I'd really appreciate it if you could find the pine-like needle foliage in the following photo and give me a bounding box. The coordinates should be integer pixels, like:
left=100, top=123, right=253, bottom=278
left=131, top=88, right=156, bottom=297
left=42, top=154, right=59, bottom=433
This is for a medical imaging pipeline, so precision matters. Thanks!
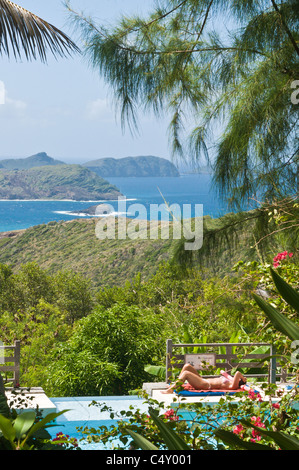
left=0, top=0, right=80, bottom=61
left=67, top=0, right=298, bottom=206
left=172, top=196, right=299, bottom=271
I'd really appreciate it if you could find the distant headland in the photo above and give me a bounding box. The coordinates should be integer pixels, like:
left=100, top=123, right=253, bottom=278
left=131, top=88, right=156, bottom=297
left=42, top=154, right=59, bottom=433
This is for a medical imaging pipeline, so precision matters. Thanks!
left=0, top=152, right=212, bottom=201
left=0, top=154, right=122, bottom=201
left=83, top=155, right=180, bottom=177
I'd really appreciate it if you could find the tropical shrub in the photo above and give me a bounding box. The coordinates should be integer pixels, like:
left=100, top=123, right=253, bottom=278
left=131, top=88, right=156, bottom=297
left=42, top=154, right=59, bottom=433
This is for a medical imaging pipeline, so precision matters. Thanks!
left=46, top=303, right=168, bottom=396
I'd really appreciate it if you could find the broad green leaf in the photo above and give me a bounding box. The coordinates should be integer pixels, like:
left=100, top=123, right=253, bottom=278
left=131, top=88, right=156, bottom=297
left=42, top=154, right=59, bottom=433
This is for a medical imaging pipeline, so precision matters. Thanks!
left=144, top=365, right=166, bottom=379
left=125, top=429, right=159, bottom=450
left=259, top=431, right=299, bottom=450
left=0, top=394, right=10, bottom=419
left=0, top=414, right=16, bottom=444
left=252, top=293, right=299, bottom=341
left=25, top=410, right=70, bottom=442
left=148, top=408, right=190, bottom=450
left=14, top=411, right=36, bottom=440
left=270, top=268, right=299, bottom=314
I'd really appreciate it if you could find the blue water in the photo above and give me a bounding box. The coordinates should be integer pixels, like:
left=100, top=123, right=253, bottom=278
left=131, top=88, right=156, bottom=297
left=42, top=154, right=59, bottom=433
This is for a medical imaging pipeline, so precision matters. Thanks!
left=48, top=395, right=149, bottom=450
left=0, top=175, right=231, bottom=232
left=48, top=395, right=226, bottom=450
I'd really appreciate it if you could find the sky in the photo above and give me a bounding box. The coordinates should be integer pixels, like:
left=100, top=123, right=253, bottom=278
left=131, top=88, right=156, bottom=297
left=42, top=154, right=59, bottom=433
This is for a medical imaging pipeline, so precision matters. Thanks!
left=0, top=0, right=172, bottom=164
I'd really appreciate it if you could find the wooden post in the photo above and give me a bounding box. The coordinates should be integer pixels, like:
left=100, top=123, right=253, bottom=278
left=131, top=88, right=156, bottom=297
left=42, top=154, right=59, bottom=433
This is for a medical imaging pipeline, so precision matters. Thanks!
left=226, top=345, right=233, bottom=371
left=166, top=339, right=173, bottom=382
left=269, top=344, right=276, bottom=384
left=0, top=373, right=5, bottom=396
left=14, top=340, right=20, bottom=387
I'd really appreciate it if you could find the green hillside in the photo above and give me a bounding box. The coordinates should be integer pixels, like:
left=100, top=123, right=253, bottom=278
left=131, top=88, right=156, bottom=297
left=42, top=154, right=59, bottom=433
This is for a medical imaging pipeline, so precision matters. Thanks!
left=0, top=218, right=173, bottom=287
left=0, top=209, right=278, bottom=288
left=0, top=164, right=122, bottom=200
left=84, top=155, right=180, bottom=177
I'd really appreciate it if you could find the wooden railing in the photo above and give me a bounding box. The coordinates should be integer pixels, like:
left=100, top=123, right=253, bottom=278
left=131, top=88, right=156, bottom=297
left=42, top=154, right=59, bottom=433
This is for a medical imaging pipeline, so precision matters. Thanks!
left=0, top=340, right=20, bottom=387
left=166, top=340, right=278, bottom=383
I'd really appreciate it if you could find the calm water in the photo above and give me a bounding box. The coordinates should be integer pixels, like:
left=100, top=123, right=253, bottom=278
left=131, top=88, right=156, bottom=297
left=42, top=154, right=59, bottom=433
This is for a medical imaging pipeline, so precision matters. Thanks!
left=0, top=175, right=230, bottom=232
left=49, top=395, right=149, bottom=450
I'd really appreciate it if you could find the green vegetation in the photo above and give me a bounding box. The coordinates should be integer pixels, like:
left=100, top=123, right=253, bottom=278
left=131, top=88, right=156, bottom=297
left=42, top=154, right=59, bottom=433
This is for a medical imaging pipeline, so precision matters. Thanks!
left=0, top=218, right=173, bottom=287
left=84, top=155, right=180, bottom=177
left=0, top=164, right=121, bottom=200
left=1, top=253, right=298, bottom=450
left=100, top=269, right=299, bottom=451
left=1, top=0, right=298, bottom=452
left=0, top=240, right=297, bottom=397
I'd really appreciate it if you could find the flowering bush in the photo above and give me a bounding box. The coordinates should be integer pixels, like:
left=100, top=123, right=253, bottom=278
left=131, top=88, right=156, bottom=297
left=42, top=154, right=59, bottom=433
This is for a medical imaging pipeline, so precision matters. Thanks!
left=164, top=408, right=179, bottom=422
left=273, top=251, right=293, bottom=268
left=51, top=432, right=80, bottom=450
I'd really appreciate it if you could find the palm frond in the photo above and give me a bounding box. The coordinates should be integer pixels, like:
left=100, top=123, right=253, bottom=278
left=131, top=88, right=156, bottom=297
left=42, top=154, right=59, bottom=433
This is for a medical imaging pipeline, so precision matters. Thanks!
left=0, top=0, right=80, bottom=61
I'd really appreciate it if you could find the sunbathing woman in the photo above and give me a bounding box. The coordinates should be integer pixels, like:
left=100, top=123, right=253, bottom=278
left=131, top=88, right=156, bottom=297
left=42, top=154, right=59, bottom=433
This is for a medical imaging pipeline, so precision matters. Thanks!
left=162, top=364, right=247, bottom=394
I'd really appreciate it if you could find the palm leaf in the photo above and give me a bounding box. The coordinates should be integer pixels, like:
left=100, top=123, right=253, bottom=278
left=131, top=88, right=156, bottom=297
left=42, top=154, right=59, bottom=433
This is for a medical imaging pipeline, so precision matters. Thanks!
left=0, top=0, right=80, bottom=61
left=252, top=293, right=299, bottom=341
left=125, top=429, right=159, bottom=450
left=270, top=267, right=299, bottom=314
left=147, top=408, right=190, bottom=450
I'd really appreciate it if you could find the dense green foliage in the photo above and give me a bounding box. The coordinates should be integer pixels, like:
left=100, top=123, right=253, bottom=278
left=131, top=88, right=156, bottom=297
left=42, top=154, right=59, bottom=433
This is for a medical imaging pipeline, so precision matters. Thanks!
left=0, top=164, right=121, bottom=200
left=84, top=155, right=180, bottom=177
left=0, top=244, right=297, bottom=396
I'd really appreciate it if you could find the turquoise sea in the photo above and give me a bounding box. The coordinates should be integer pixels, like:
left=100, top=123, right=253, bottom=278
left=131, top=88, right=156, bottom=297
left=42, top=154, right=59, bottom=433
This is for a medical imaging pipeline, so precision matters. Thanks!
left=0, top=174, right=232, bottom=233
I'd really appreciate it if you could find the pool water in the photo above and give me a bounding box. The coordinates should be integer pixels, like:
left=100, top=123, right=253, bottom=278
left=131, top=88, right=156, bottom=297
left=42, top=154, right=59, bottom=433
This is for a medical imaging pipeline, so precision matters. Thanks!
left=48, top=396, right=149, bottom=450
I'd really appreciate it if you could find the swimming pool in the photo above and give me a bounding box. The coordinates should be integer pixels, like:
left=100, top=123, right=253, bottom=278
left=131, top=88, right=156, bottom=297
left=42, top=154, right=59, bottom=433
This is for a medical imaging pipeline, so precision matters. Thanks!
left=48, top=396, right=149, bottom=450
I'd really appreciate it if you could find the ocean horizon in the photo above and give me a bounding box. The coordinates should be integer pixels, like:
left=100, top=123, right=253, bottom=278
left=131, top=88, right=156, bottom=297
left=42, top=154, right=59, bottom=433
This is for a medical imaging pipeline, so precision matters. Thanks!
left=0, top=174, right=237, bottom=233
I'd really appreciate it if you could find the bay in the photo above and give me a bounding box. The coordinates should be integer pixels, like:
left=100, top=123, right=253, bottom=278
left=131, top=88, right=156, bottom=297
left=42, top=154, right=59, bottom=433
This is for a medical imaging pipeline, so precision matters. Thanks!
left=0, top=174, right=230, bottom=233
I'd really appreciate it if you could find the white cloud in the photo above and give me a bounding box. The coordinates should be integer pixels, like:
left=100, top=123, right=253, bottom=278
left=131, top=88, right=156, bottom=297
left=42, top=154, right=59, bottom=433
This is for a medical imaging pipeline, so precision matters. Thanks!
left=85, top=98, right=114, bottom=121
left=0, top=81, right=27, bottom=118
left=0, top=81, right=5, bottom=105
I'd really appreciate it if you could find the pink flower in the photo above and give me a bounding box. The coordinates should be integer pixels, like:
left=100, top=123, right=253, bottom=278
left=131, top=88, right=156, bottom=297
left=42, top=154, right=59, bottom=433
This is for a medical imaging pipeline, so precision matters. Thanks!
left=273, top=250, right=294, bottom=267
left=164, top=408, right=179, bottom=422
left=251, top=429, right=262, bottom=440
left=52, top=432, right=78, bottom=448
left=247, top=389, right=262, bottom=402
left=164, top=409, right=175, bottom=418
left=233, top=424, right=244, bottom=437
left=251, top=416, right=265, bottom=428
left=272, top=402, right=280, bottom=409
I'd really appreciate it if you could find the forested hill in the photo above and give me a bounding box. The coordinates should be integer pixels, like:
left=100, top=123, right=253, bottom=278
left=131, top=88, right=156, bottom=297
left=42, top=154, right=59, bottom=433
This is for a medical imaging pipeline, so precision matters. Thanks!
left=83, top=155, right=180, bottom=177
left=0, top=210, right=271, bottom=288
left=0, top=218, right=173, bottom=287
left=0, top=164, right=122, bottom=200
